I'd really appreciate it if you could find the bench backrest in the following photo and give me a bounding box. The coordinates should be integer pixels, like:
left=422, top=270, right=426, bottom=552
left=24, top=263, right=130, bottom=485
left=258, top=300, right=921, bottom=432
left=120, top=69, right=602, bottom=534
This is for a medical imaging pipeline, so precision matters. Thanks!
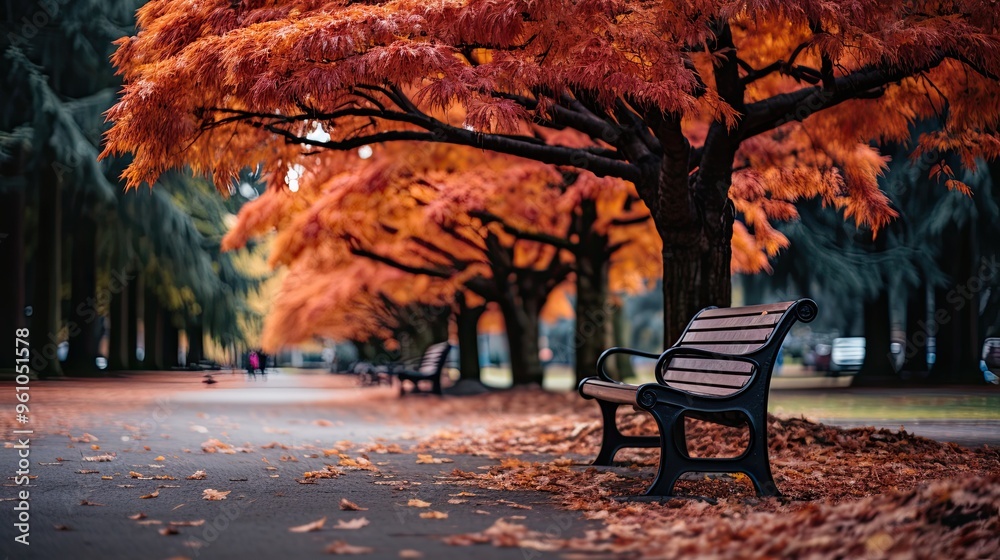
left=418, top=341, right=451, bottom=375
left=659, top=299, right=817, bottom=396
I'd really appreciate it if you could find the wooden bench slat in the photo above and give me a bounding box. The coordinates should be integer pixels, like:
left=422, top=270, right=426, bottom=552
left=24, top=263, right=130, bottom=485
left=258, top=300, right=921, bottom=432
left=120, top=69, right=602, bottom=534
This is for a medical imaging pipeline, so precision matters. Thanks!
left=669, top=357, right=755, bottom=373
left=689, top=314, right=782, bottom=330
left=696, top=302, right=793, bottom=318
left=676, top=342, right=765, bottom=354
left=663, top=381, right=741, bottom=396
left=662, top=370, right=750, bottom=388
left=680, top=327, right=774, bottom=343
left=579, top=380, right=639, bottom=405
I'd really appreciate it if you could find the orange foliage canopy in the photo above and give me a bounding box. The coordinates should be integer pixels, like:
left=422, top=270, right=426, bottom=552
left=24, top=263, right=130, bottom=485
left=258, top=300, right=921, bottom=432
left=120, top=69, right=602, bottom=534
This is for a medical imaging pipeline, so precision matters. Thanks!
left=225, top=142, right=662, bottom=349
left=106, top=0, right=1000, bottom=228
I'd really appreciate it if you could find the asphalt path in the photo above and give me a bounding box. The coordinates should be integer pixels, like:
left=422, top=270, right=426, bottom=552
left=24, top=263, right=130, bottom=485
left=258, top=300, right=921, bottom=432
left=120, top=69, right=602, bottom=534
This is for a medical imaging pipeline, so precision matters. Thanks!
left=1, top=370, right=997, bottom=560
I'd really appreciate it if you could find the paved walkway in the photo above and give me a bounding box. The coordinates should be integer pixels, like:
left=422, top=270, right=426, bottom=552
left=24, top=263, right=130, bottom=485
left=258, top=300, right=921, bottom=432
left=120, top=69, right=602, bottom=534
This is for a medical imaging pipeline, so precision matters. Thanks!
left=1, top=370, right=997, bottom=559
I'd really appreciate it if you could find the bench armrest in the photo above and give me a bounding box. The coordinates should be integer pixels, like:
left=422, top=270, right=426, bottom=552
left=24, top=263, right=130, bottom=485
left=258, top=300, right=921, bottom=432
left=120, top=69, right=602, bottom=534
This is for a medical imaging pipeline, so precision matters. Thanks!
left=653, top=346, right=760, bottom=387
left=595, top=347, right=662, bottom=383
left=635, top=381, right=756, bottom=411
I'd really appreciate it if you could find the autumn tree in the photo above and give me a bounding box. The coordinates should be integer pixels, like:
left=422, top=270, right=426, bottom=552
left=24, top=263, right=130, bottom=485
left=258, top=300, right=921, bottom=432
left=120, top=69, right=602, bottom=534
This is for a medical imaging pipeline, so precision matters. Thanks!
left=225, top=142, right=612, bottom=385
left=104, top=0, right=1000, bottom=345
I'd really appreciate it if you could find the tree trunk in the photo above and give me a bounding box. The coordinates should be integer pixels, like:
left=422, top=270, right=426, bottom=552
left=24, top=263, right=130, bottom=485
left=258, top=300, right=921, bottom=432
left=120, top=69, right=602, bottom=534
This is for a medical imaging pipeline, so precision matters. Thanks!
left=162, top=321, right=179, bottom=369
left=929, top=222, right=981, bottom=384
left=143, top=288, right=164, bottom=370
left=610, top=298, right=636, bottom=380
left=30, top=163, right=63, bottom=377
left=187, top=322, right=204, bottom=366
left=455, top=292, right=483, bottom=383
left=661, top=239, right=733, bottom=345
left=499, top=290, right=544, bottom=386
left=64, top=214, right=101, bottom=375
left=108, top=277, right=130, bottom=370
left=853, top=291, right=897, bottom=386
left=127, top=275, right=142, bottom=369
left=641, top=78, right=739, bottom=348
left=0, top=188, right=26, bottom=372
left=645, top=136, right=735, bottom=346
left=900, top=284, right=929, bottom=374
left=573, top=235, right=609, bottom=384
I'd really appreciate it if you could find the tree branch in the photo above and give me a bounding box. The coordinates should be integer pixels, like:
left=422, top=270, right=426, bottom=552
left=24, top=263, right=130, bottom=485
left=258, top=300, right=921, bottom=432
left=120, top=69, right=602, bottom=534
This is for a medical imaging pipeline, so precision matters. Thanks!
left=349, top=241, right=454, bottom=279
left=471, top=209, right=575, bottom=251
left=741, top=53, right=954, bottom=140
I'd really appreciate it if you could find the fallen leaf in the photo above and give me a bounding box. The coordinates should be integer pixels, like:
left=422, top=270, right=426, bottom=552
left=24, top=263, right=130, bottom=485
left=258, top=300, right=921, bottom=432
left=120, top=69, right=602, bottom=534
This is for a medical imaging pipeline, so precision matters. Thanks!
left=335, top=518, right=369, bottom=530
left=90, top=444, right=100, bottom=450
left=186, top=470, right=207, bottom=480
left=202, top=489, right=231, bottom=501
left=304, top=465, right=342, bottom=479
left=314, top=419, right=334, bottom=427
left=77, top=469, right=100, bottom=474
left=128, top=513, right=147, bottom=520
left=201, top=439, right=233, bottom=454
left=80, top=500, right=104, bottom=506
left=154, top=455, right=165, bottom=461
left=447, top=499, right=468, bottom=504
left=407, top=499, right=431, bottom=508
left=289, top=517, right=327, bottom=533
left=419, top=511, right=448, bottom=519
left=140, top=490, right=160, bottom=499
left=498, top=499, right=531, bottom=510
left=82, top=453, right=116, bottom=462
left=398, top=550, right=423, bottom=558
left=159, top=526, right=179, bottom=536
left=339, top=498, right=367, bottom=511
left=53, top=524, right=71, bottom=531
left=190, top=425, right=209, bottom=433
left=169, top=520, right=206, bottom=527
left=415, top=454, right=453, bottom=464
left=324, top=541, right=373, bottom=555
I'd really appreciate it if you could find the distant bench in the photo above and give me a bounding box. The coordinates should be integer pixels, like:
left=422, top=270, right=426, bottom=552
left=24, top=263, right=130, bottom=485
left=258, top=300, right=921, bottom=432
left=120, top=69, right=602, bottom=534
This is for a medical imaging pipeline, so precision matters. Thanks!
left=394, top=341, right=451, bottom=396
left=579, top=299, right=818, bottom=498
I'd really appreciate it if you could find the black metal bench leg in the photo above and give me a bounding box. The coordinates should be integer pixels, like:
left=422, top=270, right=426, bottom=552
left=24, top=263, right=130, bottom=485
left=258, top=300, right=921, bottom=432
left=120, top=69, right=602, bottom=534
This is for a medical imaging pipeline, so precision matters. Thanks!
left=645, top=406, right=687, bottom=497
left=671, top=413, right=688, bottom=458
left=432, top=374, right=442, bottom=395
left=593, top=401, right=625, bottom=465
left=743, top=417, right=780, bottom=497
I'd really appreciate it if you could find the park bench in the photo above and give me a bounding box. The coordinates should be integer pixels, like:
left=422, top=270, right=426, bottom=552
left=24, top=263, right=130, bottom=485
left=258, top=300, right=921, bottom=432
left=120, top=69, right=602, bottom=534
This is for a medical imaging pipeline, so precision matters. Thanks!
left=578, top=298, right=818, bottom=498
left=393, top=341, right=452, bottom=396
